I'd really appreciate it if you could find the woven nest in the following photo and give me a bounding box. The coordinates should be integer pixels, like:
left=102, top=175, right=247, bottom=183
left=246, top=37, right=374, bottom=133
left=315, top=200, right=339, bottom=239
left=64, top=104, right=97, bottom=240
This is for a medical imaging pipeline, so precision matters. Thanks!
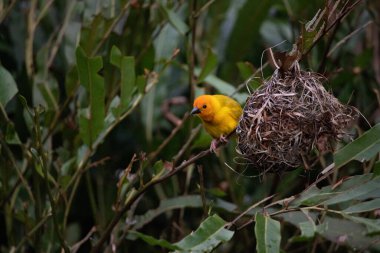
left=236, top=65, right=357, bottom=172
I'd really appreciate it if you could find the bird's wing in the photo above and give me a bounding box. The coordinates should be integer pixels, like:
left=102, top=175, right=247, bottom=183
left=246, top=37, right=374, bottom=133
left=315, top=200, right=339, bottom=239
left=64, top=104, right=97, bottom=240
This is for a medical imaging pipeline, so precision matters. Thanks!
left=221, top=96, right=243, bottom=121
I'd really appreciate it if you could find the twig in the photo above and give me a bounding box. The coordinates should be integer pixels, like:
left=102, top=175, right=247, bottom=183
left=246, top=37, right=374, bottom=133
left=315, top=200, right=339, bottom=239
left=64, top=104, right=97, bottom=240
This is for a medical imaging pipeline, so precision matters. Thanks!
left=173, top=125, right=202, bottom=165
left=92, top=2, right=130, bottom=56
left=14, top=213, right=52, bottom=251
left=231, top=61, right=269, bottom=95
left=161, top=96, right=188, bottom=126
left=188, top=0, right=198, bottom=103
left=71, top=227, right=97, bottom=253
left=194, top=0, right=215, bottom=18
left=0, top=133, right=35, bottom=204
left=327, top=20, right=373, bottom=58
left=147, top=113, right=190, bottom=163
left=90, top=135, right=230, bottom=252
left=198, top=165, right=208, bottom=217
left=302, top=0, right=364, bottom=57
left=226, top=194, right=276, bottom=230
left=318, top=23, right=340, bottom=73
left=0, top=0, right=17, bottom=24
left=63, top=77, right=158, bottom=231
left=33, top=108, right=70, bottom=252
left=47, top=0, right=76, bottom=68
left=25, top=0, right=37, bottom=77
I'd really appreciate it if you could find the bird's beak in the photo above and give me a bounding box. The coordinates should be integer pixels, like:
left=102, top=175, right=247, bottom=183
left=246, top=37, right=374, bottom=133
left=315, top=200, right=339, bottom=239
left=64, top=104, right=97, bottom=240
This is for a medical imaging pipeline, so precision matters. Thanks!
left=191, top=107, right=201, bottom=115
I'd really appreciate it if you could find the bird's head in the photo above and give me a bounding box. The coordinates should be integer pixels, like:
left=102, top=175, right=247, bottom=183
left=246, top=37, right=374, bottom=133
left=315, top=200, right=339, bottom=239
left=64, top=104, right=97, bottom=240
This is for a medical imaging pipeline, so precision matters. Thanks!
left=191, top=95, right=217, bottom=122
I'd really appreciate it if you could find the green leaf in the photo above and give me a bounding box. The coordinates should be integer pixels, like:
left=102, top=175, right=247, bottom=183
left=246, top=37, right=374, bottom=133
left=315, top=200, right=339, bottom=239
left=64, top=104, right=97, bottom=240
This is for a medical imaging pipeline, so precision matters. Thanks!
left=110, top=45, right=122, bottom=67
left=316, top=216, right=380, bottom=250
left=290, top=174, right=378, bottom=207
left=322, top=176, right=380, bottom=206
left=194, top=68, right=248, bottom=104
left=120, top=56, right=135, bottom=109
left=342, top=198, right=380, bottom=214
left=33, top=72, right=59, bottom=125
left=255, top=213, right=281, bottom=253
left=75, top=47, right=105, bottom=147
left=343, top=215, right=380, bottom=234
left=236, top=61, right=256, bottom=80
left=152, top=160, right=165, bottom=178
left=0, top=65, right=18, bottom=107
left=299, top=221, right=316, bottom=238
left=225, top=0, right=272, bottom=62
left=334, top=124, right=380, bottom=169
left=79, top=14, right=114, bottom=54
left=133, top=195, right=203, bottom=230
left=160, top=4, right=189, bottom=35
left=198, top=48, right=218, bottom=82
left=301, top=26, right=318, bottom=54
left=110, top=46, right=136, bottom=111
left=136, top=75, right=146, bottom=94
left=129, top=231, right=180, bottom=251
left=374, top=161, right=380, bottom=176
left=65, top=67, right=79, bottom=96
left=5, top=122, right=21, bottom=145
left=30, top=148, right=56, bottom=183
left=174, top=214, right=234, bottom=252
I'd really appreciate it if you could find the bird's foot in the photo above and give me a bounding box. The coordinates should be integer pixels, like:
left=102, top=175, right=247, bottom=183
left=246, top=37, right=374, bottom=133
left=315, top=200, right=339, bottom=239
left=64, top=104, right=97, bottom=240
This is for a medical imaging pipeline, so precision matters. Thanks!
left=219, top=134, right=228, bottom=143
left=210, top=139, right=219, bottom=153
left=209, top=135, right=229, bottom=153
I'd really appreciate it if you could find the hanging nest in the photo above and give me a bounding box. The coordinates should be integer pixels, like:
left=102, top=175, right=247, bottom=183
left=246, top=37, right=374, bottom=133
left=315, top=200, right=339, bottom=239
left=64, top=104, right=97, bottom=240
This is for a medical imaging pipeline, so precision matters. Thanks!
left=236, top=63, right=358, bottom=172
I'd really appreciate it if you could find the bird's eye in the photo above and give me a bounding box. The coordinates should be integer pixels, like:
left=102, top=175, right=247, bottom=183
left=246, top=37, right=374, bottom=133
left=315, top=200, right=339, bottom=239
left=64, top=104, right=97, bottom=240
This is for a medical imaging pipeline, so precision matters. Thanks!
left=202, top=105, right=207, bottom=109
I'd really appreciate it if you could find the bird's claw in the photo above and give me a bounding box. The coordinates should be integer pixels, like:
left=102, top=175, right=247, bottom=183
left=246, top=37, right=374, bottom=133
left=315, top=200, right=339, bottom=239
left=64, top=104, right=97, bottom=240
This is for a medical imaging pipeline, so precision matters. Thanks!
left=210, top=139, right=218, bottom=153
left=219, top=135, right=228, bottom=143
left=209, top=135, right=229, bottom=153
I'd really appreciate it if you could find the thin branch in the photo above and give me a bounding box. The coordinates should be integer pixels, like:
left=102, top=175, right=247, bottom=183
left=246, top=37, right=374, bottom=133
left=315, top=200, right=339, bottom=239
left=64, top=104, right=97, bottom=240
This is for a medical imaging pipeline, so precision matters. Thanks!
left=302, top=0, right=364, bottom=57
left=173, top=125, right=201, bottom=165
left=198, top=165, right=208, bottom=218
left=92, top=2, right=130, bottom=56
left=226, top=194, right=275, bottom=230
left=33, top=109, right=70, bottom=252
left=188, top=0, right=198, bottom=103
left=14, top=213, right=52, bottom=251
left=25, top=0, right=37, bottom=77
left=147, top=112, right=190, bottom=163
left=47, top=0, right=76, bottom=68
left=194, top=0, right=215, bottom=18
left=71, top=227, right=97, bottom=253
left=0, top=0, right=17, bottom=24
left=0, top=133, right=35, bottom=204
left=327, top=20, right=373, bottom=58
left=90, top=135, right=231, bottom=252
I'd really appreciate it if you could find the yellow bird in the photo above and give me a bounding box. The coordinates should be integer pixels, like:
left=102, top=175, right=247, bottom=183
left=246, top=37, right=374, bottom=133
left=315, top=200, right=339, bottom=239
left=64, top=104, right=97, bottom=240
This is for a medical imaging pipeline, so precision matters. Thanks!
left=191, top=94, right=243, bottom=151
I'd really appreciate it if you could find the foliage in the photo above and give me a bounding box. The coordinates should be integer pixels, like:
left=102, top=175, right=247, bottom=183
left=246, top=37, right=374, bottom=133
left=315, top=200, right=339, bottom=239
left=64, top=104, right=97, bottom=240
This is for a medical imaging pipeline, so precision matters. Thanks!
left=0, top=0, right=379, bottom=252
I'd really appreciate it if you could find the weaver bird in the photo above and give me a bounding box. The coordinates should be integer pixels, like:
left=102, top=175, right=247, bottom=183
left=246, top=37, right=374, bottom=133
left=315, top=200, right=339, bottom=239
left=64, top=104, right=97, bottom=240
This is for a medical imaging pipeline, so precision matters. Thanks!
left=191, top=94, right=243, bottom=152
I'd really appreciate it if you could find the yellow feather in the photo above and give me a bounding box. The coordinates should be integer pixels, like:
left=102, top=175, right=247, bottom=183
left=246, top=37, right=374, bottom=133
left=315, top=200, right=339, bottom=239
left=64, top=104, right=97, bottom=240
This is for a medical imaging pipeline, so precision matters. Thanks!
left=192, top=95, right=243, bottom=138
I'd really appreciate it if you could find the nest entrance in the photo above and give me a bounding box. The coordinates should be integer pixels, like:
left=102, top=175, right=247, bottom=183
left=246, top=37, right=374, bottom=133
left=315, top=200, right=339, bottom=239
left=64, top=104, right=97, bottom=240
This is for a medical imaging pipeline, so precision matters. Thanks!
left=236, top=66, right=357, bottom=172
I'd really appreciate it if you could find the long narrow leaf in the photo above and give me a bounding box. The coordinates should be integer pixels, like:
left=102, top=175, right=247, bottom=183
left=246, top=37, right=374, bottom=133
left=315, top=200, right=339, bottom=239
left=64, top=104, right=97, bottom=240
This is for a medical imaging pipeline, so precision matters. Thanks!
left=322, top=176, right=380, bottom=205
left=120, top=56, right=135, bottom=109
left=130, top=231, right=180, bottom=251
left=76, top=47, right=105, bottom=147
left=110, top=46, right=136, bottom=110
left=343, top=199, right=380, bottom=214
left=255, top=213, right=281, bottom=253
left=0, top=65, right=18, bottom=107
left=334, top=124, right=380, bottom=169
left=160, top=4, right=189, bottom=35
left=198, top=48, right=218, bottom=82
left=173, top=214, right=234, bottom=252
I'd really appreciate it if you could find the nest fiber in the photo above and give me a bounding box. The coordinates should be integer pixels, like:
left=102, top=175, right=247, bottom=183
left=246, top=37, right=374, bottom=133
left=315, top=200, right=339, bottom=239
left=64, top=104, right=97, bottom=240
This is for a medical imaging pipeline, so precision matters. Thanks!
left=236, top=67, right=357, bottom=171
